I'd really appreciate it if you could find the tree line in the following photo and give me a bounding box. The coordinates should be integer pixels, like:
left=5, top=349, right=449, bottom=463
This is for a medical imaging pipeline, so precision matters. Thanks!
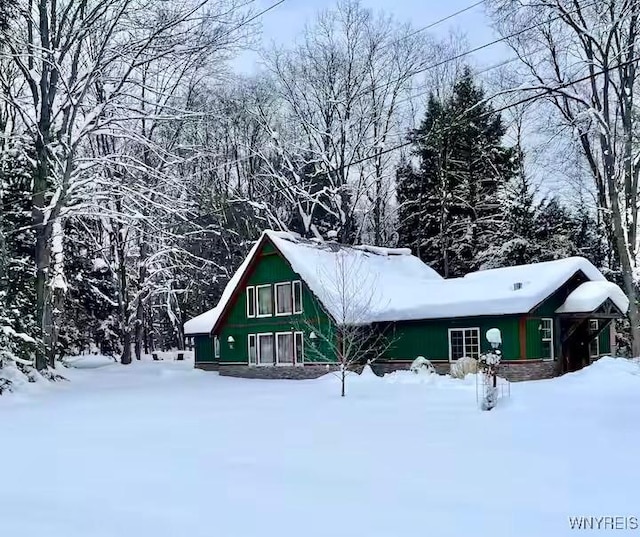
left=0, top=0, right=638, bottom=382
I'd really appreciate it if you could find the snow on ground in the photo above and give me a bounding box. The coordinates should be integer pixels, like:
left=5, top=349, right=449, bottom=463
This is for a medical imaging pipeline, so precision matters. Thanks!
left=1, top=357, right=639, bottom=537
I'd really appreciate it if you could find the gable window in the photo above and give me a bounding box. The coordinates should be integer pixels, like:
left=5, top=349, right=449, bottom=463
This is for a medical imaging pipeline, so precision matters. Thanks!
left=276, top=332, right=295, bottom=365
left=256, top=284, right=273, bottom=317
left=589, top=319, right=600, bottom=358
left=246, top=286, right=256, bottom=318
left=293, top=281, right=303, bottom=314
left=248, top=334, right=257, bottom=365
left=540, top=318, right=554, bottom=360
left=257, top=333, right=274, bottom=365
left=214, top=336, right=220, bottom=359
left=448, top=328, right=480, bottom=361
left=275, top=282, right=293, bottom=316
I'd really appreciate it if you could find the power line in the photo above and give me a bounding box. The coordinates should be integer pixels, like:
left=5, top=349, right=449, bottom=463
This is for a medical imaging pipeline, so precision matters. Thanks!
left=390, top=0, right=487, bottom=45
left=245, top=54, right=640, bottom=202
left=350, top=0, right=598, bottom=103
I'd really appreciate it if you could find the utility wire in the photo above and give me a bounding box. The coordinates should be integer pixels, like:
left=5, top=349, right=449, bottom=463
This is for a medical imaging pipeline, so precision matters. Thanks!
left=244, top=54, right=640, bottom=202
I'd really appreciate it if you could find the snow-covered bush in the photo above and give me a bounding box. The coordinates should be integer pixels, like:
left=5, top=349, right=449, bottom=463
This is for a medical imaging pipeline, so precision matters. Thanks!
left=450, top=356, right=477, bottom=379
left=410, top=356, right=436, bottom=375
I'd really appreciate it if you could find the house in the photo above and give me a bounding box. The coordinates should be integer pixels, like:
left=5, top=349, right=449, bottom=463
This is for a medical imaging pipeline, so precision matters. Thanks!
left=184, top=230, right=629, bottom=381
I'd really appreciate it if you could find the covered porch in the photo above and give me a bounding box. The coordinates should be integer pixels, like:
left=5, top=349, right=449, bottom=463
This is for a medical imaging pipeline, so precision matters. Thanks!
left=554, top=281, right=629, bottom=374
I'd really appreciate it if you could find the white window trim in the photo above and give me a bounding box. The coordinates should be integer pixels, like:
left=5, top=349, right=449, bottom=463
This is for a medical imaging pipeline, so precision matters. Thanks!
left=246, top=286, right=256, bottom=318
left=256, top=284, right=273, bottom=318
left=248, top=334, right=257, bottom=365
left=214, top=336, right=220, bottom=359
left=293, top=281, right=303, bottom=314
left=589, top=319, right=600, bottom=358
left=541, top=318, right=554, bottom=361
left=256, top=332, right=275, bottom=366
left=275, top=332, right=296, bottom=366
left=274, top=282, right=293, bottom=317
left=294, top=331, right=304, bottom=366
left=448, top=327, right=481, bottom=362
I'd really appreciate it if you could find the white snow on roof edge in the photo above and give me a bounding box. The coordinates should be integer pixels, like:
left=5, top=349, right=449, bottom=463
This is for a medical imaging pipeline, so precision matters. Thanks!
left=556, top=281, right=629, bottom=314
left=183, top=236, right=265, bottom=335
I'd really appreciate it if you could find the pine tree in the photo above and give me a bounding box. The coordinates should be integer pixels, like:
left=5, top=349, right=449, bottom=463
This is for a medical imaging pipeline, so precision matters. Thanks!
left=397, top=68, right=516, bottom=277
left=0, top=143, right=38, bottom=372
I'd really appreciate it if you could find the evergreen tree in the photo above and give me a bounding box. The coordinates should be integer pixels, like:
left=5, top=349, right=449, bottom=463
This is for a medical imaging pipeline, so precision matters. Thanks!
left=397, top=68, right=516, bottom=277
left=57, top=219, right=120, bottom=356
left=0, top=143, right=37, bottom=369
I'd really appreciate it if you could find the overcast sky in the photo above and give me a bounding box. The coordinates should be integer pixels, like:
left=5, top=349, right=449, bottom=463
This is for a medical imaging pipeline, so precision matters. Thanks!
left=234, top=0, right=510, bottom=74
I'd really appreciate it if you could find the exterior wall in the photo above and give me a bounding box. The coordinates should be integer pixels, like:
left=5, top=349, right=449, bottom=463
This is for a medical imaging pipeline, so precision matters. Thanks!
left=215, top=241, right=337, bottom=366
left=383, top=316, right=521, bottom=362
left=193, top=335, right=216, bottom=366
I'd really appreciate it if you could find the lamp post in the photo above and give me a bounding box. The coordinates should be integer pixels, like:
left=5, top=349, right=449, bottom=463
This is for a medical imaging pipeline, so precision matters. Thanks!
left=479, top=328, right=502, bottom=410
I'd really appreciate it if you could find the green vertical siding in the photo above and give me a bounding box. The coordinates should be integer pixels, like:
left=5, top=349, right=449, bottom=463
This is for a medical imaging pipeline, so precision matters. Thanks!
left=385, top=316, right=521, bottom=362
left=194, top=335, right=215, bottom=364
left=215, top=242, right=337, bottom=364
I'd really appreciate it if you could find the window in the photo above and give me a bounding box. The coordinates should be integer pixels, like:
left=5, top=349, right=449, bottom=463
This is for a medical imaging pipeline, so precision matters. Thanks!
left=293, top=281, right=303, bottom=314
left=248, top=334, right=257, bottom=365
left=258, top=333, right=274, bottom=365
left=246, top=287, right=256, bottom=318
left=541, top=318, right=554, bottom=360
left=256, top=284, right=273, bottom=317
left=214, top=336, right=220, bottom=359
left=294, top=331, right=304, bottom=364
left=276, top=332, right=295, bottom=365
left=448, top=328, right=480, bottom=361
left=275, top=282, right=293, bottom=316
left=589, top=320, right=600, bottom=358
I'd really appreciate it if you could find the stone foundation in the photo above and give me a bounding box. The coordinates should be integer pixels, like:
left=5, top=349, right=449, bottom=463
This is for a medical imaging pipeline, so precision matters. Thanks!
left=497, top=360, right=560, bottom=381
left=207, top=359, right=560, bottom=381
left=218, top=364, right=339, bottom=379
left=371, top=361, right=450, bottom=376
left=195, top=362, right=219, bottom=372
left=372, top=359, right=560, bottom=382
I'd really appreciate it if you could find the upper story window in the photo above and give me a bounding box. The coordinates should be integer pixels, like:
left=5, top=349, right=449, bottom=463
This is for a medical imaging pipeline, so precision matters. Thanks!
left=256, top=284, right=273, bottom=317
left=245, top=281, right=303, bottom=319
left=246, top=287, right=256, bottom=318
left=293, top=281, right=303, bottom=313
left=275, top=282, right=293, bottom=316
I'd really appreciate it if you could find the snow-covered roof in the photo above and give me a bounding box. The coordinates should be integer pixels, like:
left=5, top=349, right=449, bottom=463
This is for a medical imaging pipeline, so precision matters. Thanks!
left=183, top=237, right=264, bottom=335
left=556, top=281, right=629, bottom=314
left=184, top=231, right=628, bottom=333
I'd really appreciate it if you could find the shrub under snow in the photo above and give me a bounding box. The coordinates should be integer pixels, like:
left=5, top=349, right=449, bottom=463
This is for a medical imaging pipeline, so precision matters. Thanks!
left=410, top=356, right=436, bottom=375
left=450, top=357, right=478, bottom=379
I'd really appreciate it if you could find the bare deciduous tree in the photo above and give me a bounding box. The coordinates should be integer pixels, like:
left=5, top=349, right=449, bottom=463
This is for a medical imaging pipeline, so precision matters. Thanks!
left=490, top=0, right=640, bottom=354
left=301, top=249, right=394, bottom=397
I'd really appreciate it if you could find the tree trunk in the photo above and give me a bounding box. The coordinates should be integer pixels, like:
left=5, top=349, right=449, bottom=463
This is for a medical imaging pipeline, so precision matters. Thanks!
left=33, top=152, right=50, bottom=371
left=121, top=330, right=132, bottom=365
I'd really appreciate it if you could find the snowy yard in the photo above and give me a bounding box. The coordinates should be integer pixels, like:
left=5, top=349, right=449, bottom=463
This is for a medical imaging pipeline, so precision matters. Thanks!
left=1, top=358, right=639, bottom=537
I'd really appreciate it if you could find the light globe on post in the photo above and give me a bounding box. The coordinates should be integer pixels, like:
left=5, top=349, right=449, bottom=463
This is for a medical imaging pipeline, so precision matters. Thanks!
left=486, top=328, right=502, bottom=350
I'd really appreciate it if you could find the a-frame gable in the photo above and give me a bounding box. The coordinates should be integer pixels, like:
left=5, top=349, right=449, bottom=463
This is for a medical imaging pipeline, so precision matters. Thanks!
left=210, top=234, right=336, bottom=335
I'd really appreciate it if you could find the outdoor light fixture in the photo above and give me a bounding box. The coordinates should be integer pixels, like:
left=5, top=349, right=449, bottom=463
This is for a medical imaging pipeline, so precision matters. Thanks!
left=309, top=331, right=317, bottom=344
left=227, top=335, right=235, bottom=349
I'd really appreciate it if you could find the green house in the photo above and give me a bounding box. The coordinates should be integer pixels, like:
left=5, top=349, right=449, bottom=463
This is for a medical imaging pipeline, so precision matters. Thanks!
left=184, top=231, right=629, bottom=381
